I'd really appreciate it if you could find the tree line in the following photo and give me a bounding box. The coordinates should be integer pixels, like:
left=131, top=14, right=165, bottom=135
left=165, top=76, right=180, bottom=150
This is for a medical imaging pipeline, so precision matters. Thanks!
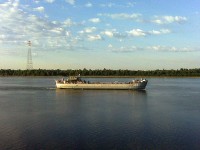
left=0, top=68, right=200, bottom=77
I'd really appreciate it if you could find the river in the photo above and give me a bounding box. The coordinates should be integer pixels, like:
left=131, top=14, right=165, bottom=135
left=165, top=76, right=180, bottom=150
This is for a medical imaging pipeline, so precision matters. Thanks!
left=0, top=77, right=200, bottom=150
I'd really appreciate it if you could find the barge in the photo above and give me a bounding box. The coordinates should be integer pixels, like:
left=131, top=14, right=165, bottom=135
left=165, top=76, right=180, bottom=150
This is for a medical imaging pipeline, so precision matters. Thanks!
left=55, top=76, right=148, bottom=90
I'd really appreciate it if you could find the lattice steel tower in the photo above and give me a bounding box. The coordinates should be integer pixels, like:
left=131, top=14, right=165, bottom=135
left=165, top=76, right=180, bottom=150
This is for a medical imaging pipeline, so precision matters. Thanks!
left=27, top=41, right=33, bottom=70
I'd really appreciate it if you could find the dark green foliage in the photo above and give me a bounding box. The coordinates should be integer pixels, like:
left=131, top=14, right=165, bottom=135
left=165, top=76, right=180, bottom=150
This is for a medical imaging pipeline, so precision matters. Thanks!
left=0, top=68, right=200, bottom=76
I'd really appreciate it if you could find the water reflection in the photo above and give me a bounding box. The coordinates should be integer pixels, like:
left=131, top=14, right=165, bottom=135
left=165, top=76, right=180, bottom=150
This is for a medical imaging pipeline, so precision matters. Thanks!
left=55, top=88, right=147, bottom=96
left=54, top=89, right=149, bottom=149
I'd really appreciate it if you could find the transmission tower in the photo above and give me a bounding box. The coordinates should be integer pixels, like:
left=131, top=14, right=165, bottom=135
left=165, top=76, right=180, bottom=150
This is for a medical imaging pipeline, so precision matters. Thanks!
left=26, top=41, right=33, bottom=70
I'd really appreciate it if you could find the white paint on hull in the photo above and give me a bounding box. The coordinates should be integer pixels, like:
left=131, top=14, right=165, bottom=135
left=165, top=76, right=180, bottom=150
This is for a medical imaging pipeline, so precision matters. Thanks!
left=56, top=81, right=147, bottom=90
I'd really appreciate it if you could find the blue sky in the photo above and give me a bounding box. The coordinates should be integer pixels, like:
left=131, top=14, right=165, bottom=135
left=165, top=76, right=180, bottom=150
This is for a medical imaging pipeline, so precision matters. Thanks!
left=0, top=0, right=200, bottom=70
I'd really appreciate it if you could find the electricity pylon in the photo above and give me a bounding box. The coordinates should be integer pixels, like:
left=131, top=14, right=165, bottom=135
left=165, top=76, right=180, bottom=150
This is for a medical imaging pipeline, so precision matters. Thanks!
left=26, top=41, right=33, bottom=70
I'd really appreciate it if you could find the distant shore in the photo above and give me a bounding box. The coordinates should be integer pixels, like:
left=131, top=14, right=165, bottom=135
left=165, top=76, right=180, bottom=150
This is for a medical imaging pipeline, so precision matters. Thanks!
left=1, top=68, right=200, bottom=77
left=1, top=75, right=200, bottom=78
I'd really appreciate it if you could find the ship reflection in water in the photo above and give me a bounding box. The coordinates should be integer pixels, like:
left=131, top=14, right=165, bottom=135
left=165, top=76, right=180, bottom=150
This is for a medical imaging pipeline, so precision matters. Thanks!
left=0, top=77, right=200, bottom=150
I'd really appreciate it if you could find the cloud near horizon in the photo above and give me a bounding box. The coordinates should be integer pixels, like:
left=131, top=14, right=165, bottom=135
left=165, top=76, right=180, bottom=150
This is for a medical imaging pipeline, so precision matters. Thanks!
left=0, top=0, right=196, bottom=56
left=110, top=45, right=199, bottom=53
left=152, top=16, right=187, bottom=24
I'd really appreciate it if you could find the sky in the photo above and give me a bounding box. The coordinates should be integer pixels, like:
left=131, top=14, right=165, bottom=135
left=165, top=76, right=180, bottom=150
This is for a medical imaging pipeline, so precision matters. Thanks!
left=0, top=0, right=200, bottom=70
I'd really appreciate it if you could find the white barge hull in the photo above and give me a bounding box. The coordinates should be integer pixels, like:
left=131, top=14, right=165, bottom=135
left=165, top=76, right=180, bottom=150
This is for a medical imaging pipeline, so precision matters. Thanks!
left=56, top=82, right=147, bottom=90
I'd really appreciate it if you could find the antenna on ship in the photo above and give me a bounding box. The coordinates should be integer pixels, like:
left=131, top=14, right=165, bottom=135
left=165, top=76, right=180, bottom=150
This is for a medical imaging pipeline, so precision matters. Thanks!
left=26, top=40, right=33, bottom=70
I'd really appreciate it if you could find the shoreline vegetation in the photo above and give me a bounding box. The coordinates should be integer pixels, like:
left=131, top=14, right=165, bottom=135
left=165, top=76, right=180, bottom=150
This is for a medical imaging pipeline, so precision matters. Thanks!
left=0, top=68, right=200, bottom=77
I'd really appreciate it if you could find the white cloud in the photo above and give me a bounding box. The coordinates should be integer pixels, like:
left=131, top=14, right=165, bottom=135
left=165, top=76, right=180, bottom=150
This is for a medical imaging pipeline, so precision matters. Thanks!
left=0, top=0, right=80, bottom=53
left=110, top=45, right=197, bottom=53
left=152, top=16, right=187, bottom=24
left=89, top=18, right=101, bottom=23
left=79, top=27, right=96, bottom=34
left=147, top=45, right=195, bottom=52
left=149, top=30, right=160, bottom=35
left=100, top=3, right=115, bottom=8
left=65, top=0, right=76, bottom=5
left=126, top=2, right=136, bottom=7
left=101, top=29, right=127, bottom=39
left=85, top=2, right=93, bottom=7
left=65, top=31, right=71, bottom=37
left=110, top=46, right=140, bottom=53
left=44, top=0, right=55, bottom=3
left=13, top=0, right=19, bottom=7
left=87, top=35, right=102, bottom=41
left=108, top=44, right=113, bottom=48
left=127, top=29, right=171, bottom=36
left=127, top=29, right=146, bottom=37
left=63, top=18, right=75, bottom=27
left=102, top=28, right=170, bottom=39
left=102, top=30, right=114, bottom=37
left=0, top=0, right=194, bottom=58
left=99, top=13, right=187, bottom=25
left=50, top=27, right=64, bottom=34
left=100, top=2, right=135, bottom=8
left=33, top=6, right=45, bottom=13
left=160, top=29, right=171, bottom=34
left=149, top=29, right=171, bottom=35
left=85, top=27, right=96, bottom=33
left=34, top=1, right=40, bottom=4
left=98, top=13, right=141, bottom=20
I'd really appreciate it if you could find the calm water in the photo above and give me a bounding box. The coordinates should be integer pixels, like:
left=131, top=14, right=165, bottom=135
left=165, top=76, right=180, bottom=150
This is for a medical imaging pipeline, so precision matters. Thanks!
left=0, top=77, right=200, bottom=150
